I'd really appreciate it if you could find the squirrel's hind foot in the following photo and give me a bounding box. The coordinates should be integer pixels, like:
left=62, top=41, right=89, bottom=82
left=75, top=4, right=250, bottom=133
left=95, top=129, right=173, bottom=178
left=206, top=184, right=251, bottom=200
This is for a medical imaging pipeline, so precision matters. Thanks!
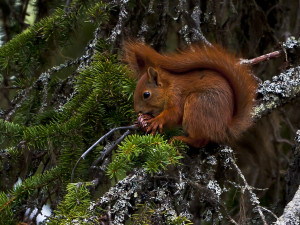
left=169, top=136, right=208, bottom=148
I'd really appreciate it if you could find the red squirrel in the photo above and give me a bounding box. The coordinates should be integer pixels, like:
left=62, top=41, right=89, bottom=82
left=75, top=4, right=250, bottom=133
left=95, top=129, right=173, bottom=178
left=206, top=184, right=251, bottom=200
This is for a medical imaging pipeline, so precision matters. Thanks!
left=124, top=42, right=258, bottom=148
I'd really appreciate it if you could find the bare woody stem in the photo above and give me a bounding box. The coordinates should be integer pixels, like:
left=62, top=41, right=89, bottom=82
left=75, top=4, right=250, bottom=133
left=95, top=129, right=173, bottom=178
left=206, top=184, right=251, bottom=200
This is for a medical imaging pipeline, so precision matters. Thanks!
left=71, top=125, right=138, bottom=182
left=240, top=50, right=283, bottom=65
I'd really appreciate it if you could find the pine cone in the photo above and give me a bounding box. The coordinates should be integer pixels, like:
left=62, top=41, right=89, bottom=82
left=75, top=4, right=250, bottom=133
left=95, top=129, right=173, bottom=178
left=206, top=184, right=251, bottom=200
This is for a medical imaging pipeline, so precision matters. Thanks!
left=136, top=113, right=154, bottom=132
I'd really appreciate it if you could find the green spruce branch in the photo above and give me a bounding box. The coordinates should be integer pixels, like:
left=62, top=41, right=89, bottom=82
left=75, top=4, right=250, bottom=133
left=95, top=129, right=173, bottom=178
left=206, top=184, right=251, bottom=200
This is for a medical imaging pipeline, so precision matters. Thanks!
left=0, top=167, right=61, bottom=222
left=107, top=134, right=187, bottom=178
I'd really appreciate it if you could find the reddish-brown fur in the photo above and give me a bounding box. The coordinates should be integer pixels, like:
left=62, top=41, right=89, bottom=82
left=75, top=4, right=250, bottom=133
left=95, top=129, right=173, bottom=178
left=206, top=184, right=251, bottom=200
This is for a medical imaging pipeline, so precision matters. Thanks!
left=124, top=42, right=258, bottom=148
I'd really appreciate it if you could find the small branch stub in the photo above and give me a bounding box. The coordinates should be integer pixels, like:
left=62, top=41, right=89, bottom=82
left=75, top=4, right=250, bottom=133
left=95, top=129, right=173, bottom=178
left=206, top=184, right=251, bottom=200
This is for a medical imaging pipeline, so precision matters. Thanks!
left=71, top=113, right=153, bottom=182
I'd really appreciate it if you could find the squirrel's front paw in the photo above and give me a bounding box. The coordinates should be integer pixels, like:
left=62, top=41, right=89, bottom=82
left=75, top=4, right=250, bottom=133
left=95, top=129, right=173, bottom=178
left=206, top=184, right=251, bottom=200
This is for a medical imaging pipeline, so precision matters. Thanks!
left=146, top=117, right=164, bottom=134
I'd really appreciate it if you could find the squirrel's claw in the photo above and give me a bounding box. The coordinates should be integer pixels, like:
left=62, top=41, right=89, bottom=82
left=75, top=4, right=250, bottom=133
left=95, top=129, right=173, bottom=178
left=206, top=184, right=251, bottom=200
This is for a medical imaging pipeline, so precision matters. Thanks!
left=146, top=117, right=164, bottom=134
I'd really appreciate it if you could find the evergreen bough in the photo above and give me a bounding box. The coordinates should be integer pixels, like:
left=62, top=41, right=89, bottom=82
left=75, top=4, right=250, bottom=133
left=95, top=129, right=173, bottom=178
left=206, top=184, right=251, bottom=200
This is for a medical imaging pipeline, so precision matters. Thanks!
left=107, top=134, right=186, bottom=178
left=0, top=1, right=188, bottom=223
left=47, top=182, right=95, bottom=225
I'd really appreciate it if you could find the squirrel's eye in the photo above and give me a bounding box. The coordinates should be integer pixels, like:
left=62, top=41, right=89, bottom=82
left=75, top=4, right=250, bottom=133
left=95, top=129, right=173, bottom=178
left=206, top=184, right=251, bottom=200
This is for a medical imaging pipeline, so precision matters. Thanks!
left=143, top=91, right=150, bottom=99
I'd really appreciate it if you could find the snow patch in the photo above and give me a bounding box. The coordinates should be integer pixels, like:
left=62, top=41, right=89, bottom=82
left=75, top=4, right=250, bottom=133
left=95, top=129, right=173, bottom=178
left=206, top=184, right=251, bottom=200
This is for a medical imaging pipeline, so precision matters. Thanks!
left=13, top=177, right=22, bottom=189
left=36, top=204, right=52, bottom=224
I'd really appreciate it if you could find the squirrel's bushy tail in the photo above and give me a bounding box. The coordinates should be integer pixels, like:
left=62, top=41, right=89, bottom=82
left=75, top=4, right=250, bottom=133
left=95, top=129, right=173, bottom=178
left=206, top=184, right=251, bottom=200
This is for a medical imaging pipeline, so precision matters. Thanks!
left=124, top=42, right=258, bottom=140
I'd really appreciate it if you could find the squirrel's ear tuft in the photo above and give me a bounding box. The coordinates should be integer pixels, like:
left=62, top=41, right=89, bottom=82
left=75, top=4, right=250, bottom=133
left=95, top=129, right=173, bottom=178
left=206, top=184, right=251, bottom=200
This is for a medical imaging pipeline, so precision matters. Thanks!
left=135, top=53, right=146, bottom=73
left=122, top=41, right=159, bottom=79
left=122, top=42, right=147, bottom=77
left=147, top=67, right=160, bottom=86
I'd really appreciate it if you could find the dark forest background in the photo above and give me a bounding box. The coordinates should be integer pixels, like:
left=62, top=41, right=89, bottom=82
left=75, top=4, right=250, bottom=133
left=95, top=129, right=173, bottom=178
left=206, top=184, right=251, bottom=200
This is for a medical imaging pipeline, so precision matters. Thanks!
left=0, top=0, right=299, bottom=224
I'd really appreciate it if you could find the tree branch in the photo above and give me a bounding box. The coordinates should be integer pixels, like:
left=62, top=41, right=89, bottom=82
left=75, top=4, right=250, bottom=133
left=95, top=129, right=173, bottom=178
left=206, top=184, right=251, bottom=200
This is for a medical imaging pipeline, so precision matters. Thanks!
left=240, top=50, right=283, bottom=65
left=275, top=185, right=300, bottom=224
left=71, top=125, right=137, bottom=182
left=3, top=57, right=81, bottom=121
left=252, top=66, right=300, bottom=120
